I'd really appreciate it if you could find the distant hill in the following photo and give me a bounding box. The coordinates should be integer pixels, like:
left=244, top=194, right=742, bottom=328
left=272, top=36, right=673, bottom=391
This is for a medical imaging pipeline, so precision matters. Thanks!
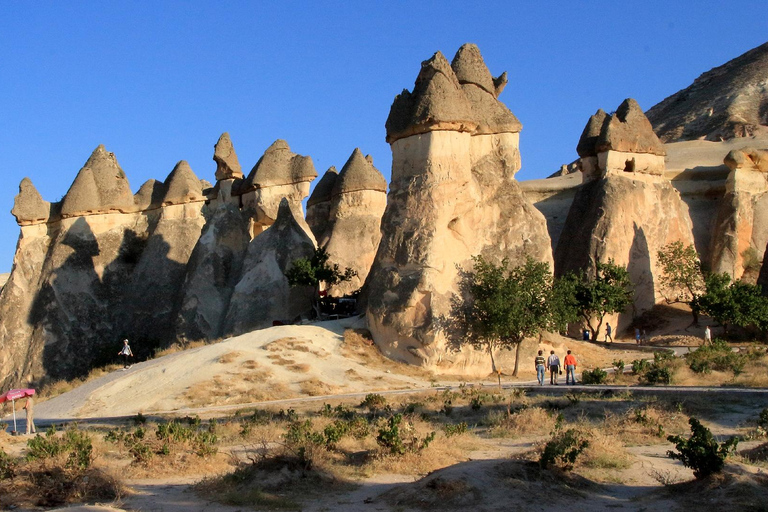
left=647, top=41, right=768, bottom=142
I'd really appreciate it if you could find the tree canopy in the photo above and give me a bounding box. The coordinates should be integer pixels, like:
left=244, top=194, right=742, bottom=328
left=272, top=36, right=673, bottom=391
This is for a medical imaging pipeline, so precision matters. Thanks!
left=568, top=259, right=633, bottom=341
left=284, top=247, right=357, bottom=317
left=657, top=241, right=705, bottom=325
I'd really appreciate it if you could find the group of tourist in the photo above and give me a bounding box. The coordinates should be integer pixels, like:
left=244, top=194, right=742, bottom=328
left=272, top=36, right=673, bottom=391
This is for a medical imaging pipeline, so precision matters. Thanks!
left=534, top=349, right=578, bottom=385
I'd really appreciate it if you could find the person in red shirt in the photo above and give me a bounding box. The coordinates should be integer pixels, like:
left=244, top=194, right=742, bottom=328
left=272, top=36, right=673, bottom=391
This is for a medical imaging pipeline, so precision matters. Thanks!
left=564, top=350, right=577, bottom=385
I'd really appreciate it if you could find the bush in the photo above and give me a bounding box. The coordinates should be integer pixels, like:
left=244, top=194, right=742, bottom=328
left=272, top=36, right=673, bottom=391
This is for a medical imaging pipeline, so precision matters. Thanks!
left=759, top=408, right=768, bottom=432
left=26, top=426, right=93, bottom=470
left=644, top=366, right=672, bottom=385
left=613, top=359, right=625, bottom=373
left=581, top=368, right=608, bottom=385
left=686, top=339, right=745, bottom=375
left=443, top=422, right=468, bottom=437
left=667, top=417, right=738, bottom=479
left=0, top=449, right=16, bottom=480
left=539, top=428, right=590, bottom=470
left=632, top=359, right=651, bottom=375
left=361, top=393, right=387, bottom=411
left=283, top=420, right=324, bottom=469
left=376, top=414, right=435, bottom=455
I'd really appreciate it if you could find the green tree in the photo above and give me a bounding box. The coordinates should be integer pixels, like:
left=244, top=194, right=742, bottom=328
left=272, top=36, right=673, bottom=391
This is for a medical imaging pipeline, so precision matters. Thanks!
left=284, top=247, right=357, bottom=317
left=699, top=272, right=768, bottom=334
left=447, top=256, right=552, bottom=384
left=548, top=273, right=580, bottom=334
left=657, top=241, right=706, bottom=326
left=571, top=259, right=633, bottom=342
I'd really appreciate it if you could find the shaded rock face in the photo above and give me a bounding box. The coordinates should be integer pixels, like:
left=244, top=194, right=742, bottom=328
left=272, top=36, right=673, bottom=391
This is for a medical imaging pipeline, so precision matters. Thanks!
left=366, top=44, right=552, bottom=371
left=710, top=146, right=768, bottom=281
left=554, top=175, right=695, bottom=330
left=317, top=150, right=387, bottom=296
left=223, top=199, right=315, bottom=335
left=306, top=166, right=338, bottom=240
left=647, top=41, right=768, bottom=143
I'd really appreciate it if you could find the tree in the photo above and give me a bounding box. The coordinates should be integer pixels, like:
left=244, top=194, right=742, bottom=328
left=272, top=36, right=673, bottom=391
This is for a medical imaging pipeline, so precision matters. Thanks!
left=699, top=272, right=768, bottom=334
left=570, top=259, right=633, bottom=341
left=548, top=273, right=580, bottom=334
left=657, top=241, right=705, bottom=326
left=447, top=256, right=552, bottom=384
left=284, top=247, right=357, bottom=317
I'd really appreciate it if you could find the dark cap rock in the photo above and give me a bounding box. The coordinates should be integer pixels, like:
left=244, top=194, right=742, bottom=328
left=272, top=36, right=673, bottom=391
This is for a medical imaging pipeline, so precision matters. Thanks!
left=577, top=109, right=609, bottom=158
left=162, top=161, right=205, bottom=205
left=60, top=145, right=135, bottom=217
left=244, top=140, right=317, bottom=190
left=213, top=132, right=243, bottom=181
left=596, top=99, right=666, bottom=156
left=134, top=179, right=167, bottom=210
left=333, top=148, right=387, bottom=196
left=307, top=167, right=339, bottom=207
left=451, top=43, right=496, bottom=95
left=12, top=177, right=51, bottom=224
left=724, top=146, right=768, bottom=172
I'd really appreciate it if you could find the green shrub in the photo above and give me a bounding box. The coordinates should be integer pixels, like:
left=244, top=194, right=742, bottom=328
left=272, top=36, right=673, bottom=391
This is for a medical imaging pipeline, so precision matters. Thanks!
left=376, top=414, right=435, bottom=455
left=632, top=359, right=651, bottom=374
left=470, top=396, right=484, bottom=411
left=581, top=368, right=608, bottom=385
left=759, top=408, right=768, bottom=432
left=0, top=449, right=16, bottom=480
left=686, top=339, right=745, bottom=375
left=443, top=422, right=468, bottom=437
left=539, top=428, right=589, bottom=470
left=284, top=420, right=325, bottom=469
left=667, top=417, right=738, bottom=479
left=613, top=359, right=625, bottom=373
left=26, top=425, right=93, bottom=470
left=360, top=393, right=387, bottom=411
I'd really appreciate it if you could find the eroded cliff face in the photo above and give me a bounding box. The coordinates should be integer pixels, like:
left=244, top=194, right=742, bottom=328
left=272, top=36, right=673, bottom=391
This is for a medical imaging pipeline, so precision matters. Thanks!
left=555, top=100, right=695, bottom=331
left=0, top=136, right=322, bottom=389
left=365, top=44, right=552, bottom=372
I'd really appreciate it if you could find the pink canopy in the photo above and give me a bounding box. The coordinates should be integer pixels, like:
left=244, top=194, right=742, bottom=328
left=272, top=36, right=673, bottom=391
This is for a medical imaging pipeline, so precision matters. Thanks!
left=0, top=388, right=35, bottom=404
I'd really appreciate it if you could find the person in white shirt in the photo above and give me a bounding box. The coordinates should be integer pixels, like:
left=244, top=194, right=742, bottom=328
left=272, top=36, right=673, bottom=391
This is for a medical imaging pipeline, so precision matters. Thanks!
left=547, top=350, right=561, bottom=385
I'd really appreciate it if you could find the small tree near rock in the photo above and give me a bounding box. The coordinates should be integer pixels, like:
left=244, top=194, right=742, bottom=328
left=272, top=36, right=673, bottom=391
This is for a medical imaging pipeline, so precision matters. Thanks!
left=567, top=259, right=633, bottom=342
left=446, top=256, right=552, bottom=385
left=284, top=247, right=357, bottom=318
left=657, top=241, right=706, bottom=326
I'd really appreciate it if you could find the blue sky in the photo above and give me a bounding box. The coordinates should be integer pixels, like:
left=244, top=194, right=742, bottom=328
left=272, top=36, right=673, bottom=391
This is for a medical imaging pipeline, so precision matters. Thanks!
left=0, top=2, right=766, bottom=273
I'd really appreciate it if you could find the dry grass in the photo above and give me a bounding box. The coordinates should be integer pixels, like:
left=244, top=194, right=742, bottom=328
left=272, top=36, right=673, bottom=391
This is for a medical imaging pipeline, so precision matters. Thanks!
left=217, top=351, right=242, bottom=364
left=241, top=359, right=261, bottom=370
left=299, top=379, right=340, bottom=396
left=287, top=363, right=311, bottom=373
left=183, top=369, right=291, bottom=407
left=154, top=338, right=210, bottom=358
left=267, top=353, right=296, bottom=366
left=263, top=337, right=330, bottom=359
left=486, top=406, right=557, bottom=438
left=341, top=329, right=433, bottom=379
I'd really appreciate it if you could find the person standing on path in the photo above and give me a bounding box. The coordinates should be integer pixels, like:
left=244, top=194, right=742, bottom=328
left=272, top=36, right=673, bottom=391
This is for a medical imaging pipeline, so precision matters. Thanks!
left=635, top=328, right=641, bottom=345
left=605, top=323, right=613, bottom=343
left=704, top=326, right=712, bottom=345
left=564, top=350, right=577, bottom=385
left=547, top=350, right=561, bottom=385
left=118, top=339, right=133, bottom=369
left=534, top=350, right=546, bottom=385
left=24, top=397, right=36, bottom=435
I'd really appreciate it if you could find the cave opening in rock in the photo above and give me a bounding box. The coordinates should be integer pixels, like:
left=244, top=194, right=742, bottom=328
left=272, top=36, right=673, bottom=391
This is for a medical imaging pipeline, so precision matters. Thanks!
left=624, top=159, right=635, bottom=173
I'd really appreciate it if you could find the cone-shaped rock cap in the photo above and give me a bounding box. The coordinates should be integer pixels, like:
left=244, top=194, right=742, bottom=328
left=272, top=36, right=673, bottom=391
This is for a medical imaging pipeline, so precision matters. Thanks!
left=60, top=145, right=135, bottom=217
left=577, top=109, right=609, bottom=158
left=244, top=139, right=317, bottom=190
left=332, top=148, right=388, bottom=196
left=724, top=146, right=768, bottom=172
left=595, top=99, right=666, bottom=156
left=162, top=161, right=205, bottom=204
left=386, top=51, right=476, bottom=144
left=134, top=179, right=167, bottom=210
left=451, top=44, right=521, bottom=135
left=307, top=166, right=339, bottom=207
left=213, top=132, right=243, bottom=181
left=12, top=177, right=51, bottom=223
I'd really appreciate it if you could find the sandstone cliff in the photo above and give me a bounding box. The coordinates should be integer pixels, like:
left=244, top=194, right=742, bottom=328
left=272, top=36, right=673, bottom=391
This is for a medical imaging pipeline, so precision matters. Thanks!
left=647, top=41, right=768, bottom=142
left=555, top=100, right=695, bottom=330
left=317, top=149, right=387, bottom=296
left=365, top=44, right=552, bottom=371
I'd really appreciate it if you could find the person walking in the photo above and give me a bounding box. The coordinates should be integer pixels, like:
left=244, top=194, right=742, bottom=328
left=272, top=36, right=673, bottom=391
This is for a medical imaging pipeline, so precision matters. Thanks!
left=547, top=350, right=561, bottom=385
left=605, top=323, right=613, bottom=343
left=564, top=350, right=577, bottom=385
left=635, top=328, right=641, bottom=345
left=704, top=326, right=712, bottom=345
left=534, top=350, right=546, bottom=385
left=118, top=339, right=133, bottom=369
left=24, top=396, right=36, bottom=435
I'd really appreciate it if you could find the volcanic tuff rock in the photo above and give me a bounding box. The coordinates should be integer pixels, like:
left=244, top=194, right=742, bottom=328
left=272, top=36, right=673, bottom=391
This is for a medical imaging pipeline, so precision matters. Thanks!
left=223, top=198, right=315, bottom=335
left=366, top=44, right=551, bottom=371
left=647, top=41, right=768, bottom=142
left=240, top=140, right=317, bottom=238
left=306, top=166, right=339, bottom=240
left=710, top=146, right=768, bottom=281
left=213, top=132, right=243, bottom=181
left=12, top=178, right=51, bottom=225
left=555, top=103, right=694, bottom=330
left=317, top=149, right=387, bottom=296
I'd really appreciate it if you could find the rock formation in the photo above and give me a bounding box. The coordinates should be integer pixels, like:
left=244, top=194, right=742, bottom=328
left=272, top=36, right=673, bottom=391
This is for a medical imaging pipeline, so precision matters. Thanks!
left=239, top=140, right=317, bottom=239
left=213, top=132, right=243, bottom=181
left=223, top=198, right=315, bottom=335
left=555, top=99, right=695, bottom=329
left=317, top=149, right=387, bottom=296
left=365, top=44, right=552, bottom=371
left=647, top=41, right=768, bottom=142
left=306, top=167, right=338, bottom=240
left=710, top=146, right=768, bottom=281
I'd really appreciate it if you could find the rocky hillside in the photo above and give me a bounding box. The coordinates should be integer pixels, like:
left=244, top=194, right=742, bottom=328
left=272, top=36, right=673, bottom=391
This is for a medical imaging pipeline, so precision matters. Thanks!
left=647, top=42, right=768, bottom=142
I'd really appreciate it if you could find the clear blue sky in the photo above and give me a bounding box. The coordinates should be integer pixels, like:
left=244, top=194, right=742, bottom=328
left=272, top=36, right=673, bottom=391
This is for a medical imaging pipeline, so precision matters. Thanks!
left=1, top=2, right=766, bottom=273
